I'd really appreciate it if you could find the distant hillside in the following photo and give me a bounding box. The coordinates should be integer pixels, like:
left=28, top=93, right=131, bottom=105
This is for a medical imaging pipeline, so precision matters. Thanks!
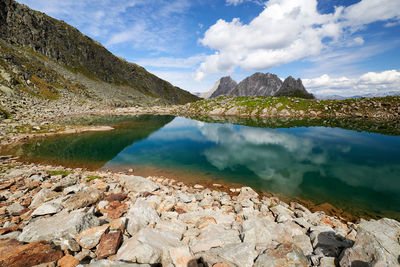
left=0, top=0, right=199, bottom=107
left=318, top=91, right=400, bottom=100
left=205, top=72, right=314, bottom=99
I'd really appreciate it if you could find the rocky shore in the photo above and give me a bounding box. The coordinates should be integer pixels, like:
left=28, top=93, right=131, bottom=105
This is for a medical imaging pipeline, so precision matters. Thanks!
left=0, top=156, right=399, bottom=267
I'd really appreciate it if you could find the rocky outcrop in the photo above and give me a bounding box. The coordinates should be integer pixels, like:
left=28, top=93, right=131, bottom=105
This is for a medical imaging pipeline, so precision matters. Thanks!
left=0, top=158, right=399, bottom=266
left=0, top=0, right=199, bottom=107
left=209, top=76, right=238, bottom=99
left=339, top=218, right=400, bottom=266
left=229, top=72, right=283, bottom=97
left=276, top=76, right=314, bottom=99
left=205, top=72, right=314, bottom=99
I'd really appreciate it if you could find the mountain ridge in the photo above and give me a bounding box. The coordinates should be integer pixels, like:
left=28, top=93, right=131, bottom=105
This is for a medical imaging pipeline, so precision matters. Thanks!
left=204, top=72, right=314, bottom=99
left=0, top=0, right=199, bottom=107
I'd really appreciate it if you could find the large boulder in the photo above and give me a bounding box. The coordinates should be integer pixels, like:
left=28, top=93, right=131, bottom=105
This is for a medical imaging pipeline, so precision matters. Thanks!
left=126, top=199, right=160, bottom=236
left=18, top=209, right=99, bottom=248
left=254, top=243, right=309, bottom=267
left=116, top=228, right=183, bottom=264
left=339, top=218, right=400, bottom=266
left=120, top=175, right=160, bottom=193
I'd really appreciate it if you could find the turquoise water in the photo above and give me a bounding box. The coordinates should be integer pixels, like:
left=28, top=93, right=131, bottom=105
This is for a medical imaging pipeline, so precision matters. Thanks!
left=12, top=115, right=400, bottom=219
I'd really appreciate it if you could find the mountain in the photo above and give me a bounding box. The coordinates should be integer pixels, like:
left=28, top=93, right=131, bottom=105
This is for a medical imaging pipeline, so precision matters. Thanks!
left=0, top=0, right=199, bottom=107
left=275, top=76, right=314, bottom=99
left=228, top=73, right=282, bottom=97
left=203, top=72, right=314, bottom=99
left=208, top=76, right=238, bottom=99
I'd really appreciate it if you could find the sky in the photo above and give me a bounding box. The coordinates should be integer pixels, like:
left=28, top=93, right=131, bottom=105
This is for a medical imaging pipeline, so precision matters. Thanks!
left=18, top=0, right=400, bottom=97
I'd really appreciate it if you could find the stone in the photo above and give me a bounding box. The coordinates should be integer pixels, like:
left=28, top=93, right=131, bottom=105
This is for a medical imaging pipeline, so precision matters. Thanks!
left=237, top=187, right=258, bottom=201
left=339, top=218, right=400, bottom=266
left=76, top=225, right=109, bottom=249
left=62, top=187, right=103, bottom=210
left=96, top=230, right=122, bottom=259
left=310, top=226, right=351, bottom=257
left=155, top=220, right=187, bottom=240
left=104, top=193, right=127, bottom=202
left=189, top=224, right=241, bottom=253
left=200, top=242, right=258, bottom=267
left=109, top=218, right=127, bottom=231
left=126, top=199, right=160, bottom=236
left=0, top=226, right=19, bottom=235
left=83, top=260, right=151, bottom=266
left=116, top=228, right=182, bottom=264
left=0, top=238, right=24, bottom=258
left=57, top=254, right=79, bottom=267
left=254, top=243, right=309, bottom=267
left=6, top=203, right=25, bottom=215
left=241, top=217, right=273, bottom=246
left=0, top=240, right=63, bottom=267
left=30, top=189, right=60, bottom=208
left=32, top=202, right=62, bottom=216
left=120, top=175, right=160, bottom=193
left=101, top=201, right=129, bottom=219
left=319, top=257, right=336, bottom=267
left=18, top=209, right=100, bottom=244
left=292, top=234, right=313, bottom=256
left=162, top=245, right=194, bottom=267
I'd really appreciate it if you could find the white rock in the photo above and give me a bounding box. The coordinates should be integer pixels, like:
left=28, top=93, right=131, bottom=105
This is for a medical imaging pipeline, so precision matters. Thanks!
left=126, top=199, right=160, bottom=236
left=31, top=202, right=62, bottom=217
left=120, top=175, right=160, bottom=193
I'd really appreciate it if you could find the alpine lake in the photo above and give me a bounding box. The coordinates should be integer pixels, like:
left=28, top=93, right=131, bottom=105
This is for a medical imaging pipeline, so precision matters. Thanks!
left=6, top=114, right=400, bottom=221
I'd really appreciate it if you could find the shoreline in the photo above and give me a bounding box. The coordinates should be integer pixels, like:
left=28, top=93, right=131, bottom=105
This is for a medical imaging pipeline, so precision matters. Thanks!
left=0, top=155, right=399, bottom=266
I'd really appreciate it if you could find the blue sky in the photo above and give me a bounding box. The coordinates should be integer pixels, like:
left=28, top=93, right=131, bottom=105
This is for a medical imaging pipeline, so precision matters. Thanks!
left=18, top=0, right=400, bottom=96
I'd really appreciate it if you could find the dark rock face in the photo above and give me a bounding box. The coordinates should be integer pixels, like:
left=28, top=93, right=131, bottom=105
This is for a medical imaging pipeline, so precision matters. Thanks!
left=0, top=0, right=198, bottom=105
left=229, top=73, right=283, bottom=97
left=210, top=76, right=238, bottom=98
left=207, top=72, right=314, bottom=99
left=275, top=76, right=314, bottom=99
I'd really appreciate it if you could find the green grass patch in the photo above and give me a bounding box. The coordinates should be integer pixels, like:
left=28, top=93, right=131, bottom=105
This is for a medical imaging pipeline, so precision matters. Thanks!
left=46, top=170, right=73, bottom=177
left=86, top=175, right=101, bottom=182
left=0, top=165, right=15, bottom=170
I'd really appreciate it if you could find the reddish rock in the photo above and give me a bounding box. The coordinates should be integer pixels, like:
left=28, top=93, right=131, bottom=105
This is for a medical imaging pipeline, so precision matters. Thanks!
left=57, top=254, right=78, bottom=267
left=104, top=193, right=127, bottom=202
left=96, top=230, right=122, bottom=259
left=174, top=207, right=187, bottom=214
left=0, top=239, right=24, bottom=258
left=12, top=207, right=30, bottom=216
left=20, top=197, right=32, bottom=207
left=102, top=201, right=129, bottom=219
left=22, top=181, right=41, bottom=190
left=0, top=226, right=20, bottom=235
left=142, top=192, right=153, bottom=197
left=0, top=180, right=15, bottom=190
left=213, top=263, right=232, bottom=267
left=0, top=240, right=63, bottom=267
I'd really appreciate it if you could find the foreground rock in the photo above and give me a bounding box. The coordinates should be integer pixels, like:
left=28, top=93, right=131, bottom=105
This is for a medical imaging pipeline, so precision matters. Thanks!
left=0, top=159, right=399, bottom=266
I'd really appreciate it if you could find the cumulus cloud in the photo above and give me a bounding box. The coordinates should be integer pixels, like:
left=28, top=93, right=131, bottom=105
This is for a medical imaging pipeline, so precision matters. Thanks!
left=303, top=70, right=400, bottom=96
left=226, top=0, right=264, bottom=6
left=196, top=0, right=400, bottom=79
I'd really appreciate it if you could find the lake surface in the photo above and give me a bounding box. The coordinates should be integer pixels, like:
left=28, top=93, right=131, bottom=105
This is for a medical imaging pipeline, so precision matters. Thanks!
left=10, top=115, right=400, bottom=220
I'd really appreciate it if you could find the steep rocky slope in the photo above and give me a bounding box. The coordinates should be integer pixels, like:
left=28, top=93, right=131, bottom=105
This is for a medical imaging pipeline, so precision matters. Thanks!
left=0, top=0, right=199, bottom=114
left=208, top=76, right=238, bottom=99
left=275, top=76, right=314, bottom=99
left=228, top=72, right=283, bottom=97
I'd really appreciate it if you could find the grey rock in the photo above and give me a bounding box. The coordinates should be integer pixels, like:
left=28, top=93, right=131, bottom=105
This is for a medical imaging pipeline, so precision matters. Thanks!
left=126, top=199, right=160, bottom=236
left=61, top=187, right=103, bottom=210
left=319, top=257, right=336, bottom=267
left=254, top=243, right=309, bottom=267
left=18, top=209, right=99, bottom=243
left=30, top=189, right=60, bottom=208
left=80, top=260, right=151, bottom=266
left=6, top=202, right=25, bottom=214
left=292, top=234, right=313, bottom=256
left=339, top=218, right=400, bottom=266
left=199, top=242, right=258, bottom=267
left=189, top=224, right=241, bottom=253
left=116, top=228, right=182, bottom=264
left=31, top=202, right=62, bottom=216
left=310, top=227, right=351, bottom=257
left=120, top=175, right=160, bottom=193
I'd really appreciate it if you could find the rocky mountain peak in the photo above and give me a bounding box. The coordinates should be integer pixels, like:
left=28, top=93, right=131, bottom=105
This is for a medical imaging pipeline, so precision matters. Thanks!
left=275, top=76, right=314, bottom=99
left=228, top=72, right=283, bottom=97
left=209, top=76, right=237, bottom=98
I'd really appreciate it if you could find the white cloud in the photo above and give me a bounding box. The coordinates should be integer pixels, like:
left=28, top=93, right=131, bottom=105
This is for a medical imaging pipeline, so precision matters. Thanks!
left=226, top=0, right=264, bottom=6
left=196, top=0, right=400, bottom=79
left=303, top=70, right=400, bottom=96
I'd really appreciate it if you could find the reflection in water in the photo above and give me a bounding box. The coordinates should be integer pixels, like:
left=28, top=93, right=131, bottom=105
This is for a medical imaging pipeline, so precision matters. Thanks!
left=8, top=115, right=400, bottom=219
